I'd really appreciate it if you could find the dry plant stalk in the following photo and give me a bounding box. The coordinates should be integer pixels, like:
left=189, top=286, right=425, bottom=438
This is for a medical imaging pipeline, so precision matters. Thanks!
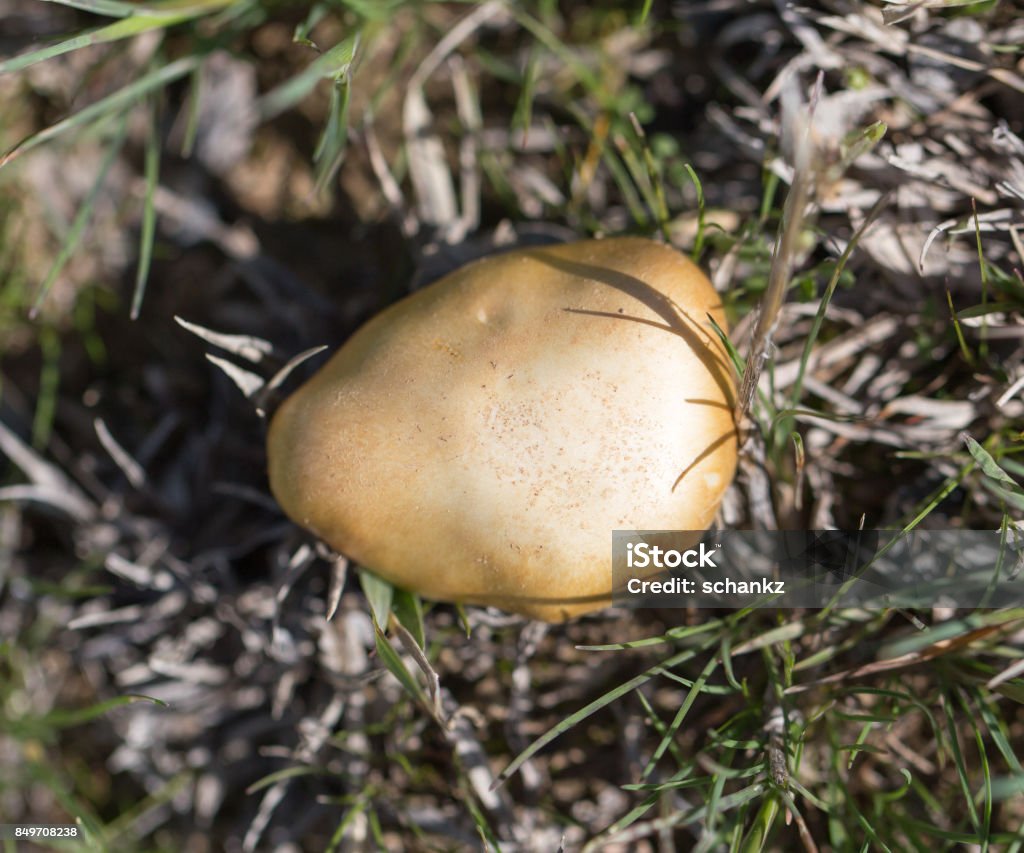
left=735, top=73, right=886, bottom=441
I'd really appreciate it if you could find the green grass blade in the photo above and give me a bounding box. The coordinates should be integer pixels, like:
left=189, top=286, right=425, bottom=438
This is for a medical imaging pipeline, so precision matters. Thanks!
left=973, top=689, right=1023, bottom=774
left=634, top=689, right=694, bottom=771
left=879, top=614, right=989, bottom=659
left=839, top=687, right=941, bottom=747
left=844, top=723, right=878, bottom=769
left=37, top=692, right=167, bottom=728
left=37, top=0, right=138, bottom=17
left=758, top=168, right=780, bottom=224
left=991, top=776, right=1024, bottom=800
left=102, top=770, right=192, bottom=847
left=953, top=690, right=992, bottom=850
left=963, top=434, right=1021, bottom=489
left=494, top=642, right=714, bottom=788
left=511, top=45, right=540, bottom=144
left=655, top=668, right=733, bottom=695
left=0, top=14, right=193, bottom=75
left=257, top=32, right=360, bottom=121
left=1, top=54, right=202, bottom=169
left=947, top=289, right=976, bottom=367
left=602, top=778, right=765, bottom=843
left=854, top=804, right=894, bottom=853
left=293, top=3, right=329, bottom=47
left=788, top=191, right=889, bottom=409
left=132, top=96, right=161, bottom=320
left=739, top=794, right=779, bottom=853
left=942, top=691, right=981, bottom=835
left=314, top=77, right=353, bottom=192
left=16, top=759, right=106, bottom=847
left=771, top=407, right=862, bottom=427
left=892, top=818, right=987, bottom=844
left=972, top=198, right=991, bottom=359
left=704, top=750, right=732, bottom=837
left=836, top=120, right=886, bottom=178
left=246, top=764, right=326, bottom=795
left=627, top=113, right=671, bottom=239
left=877, top=768, right=914, bottom=805
left=589, top=791, right=661, bottom=847
left=955, top=300, right=1022, bottom=320
left=720, top=632, right=745, bottom=693
left=358, top=568, right=393, bottom=628
left=708, top=313, right=744, bottom=374
left=509, top=9, right=603, bottom=98
left=391, top=588, right=425, bottom=649
left=461, top=780, right=503, bottom=852
left=683, top=163, right=707, bottom=260
left=577, top=619, right=722, bottom=651
left=30, top=327, right=60, bottom=449
left=132, top=0, right=237, bottom=13
left=31, top=116, right=129, bottom=318
left=373, top=623, right=430, bottom=712
left=180, top=65, right=203, bottom=157
left=731, top=621, right=805, bottom=656
left=326, top=792, right=371, bottom=852
left=42, top=0, right=234, bottom=13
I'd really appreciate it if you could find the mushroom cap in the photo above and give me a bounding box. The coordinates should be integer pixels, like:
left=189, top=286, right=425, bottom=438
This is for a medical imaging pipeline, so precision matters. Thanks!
left=267, top=237, right=737, bottom=621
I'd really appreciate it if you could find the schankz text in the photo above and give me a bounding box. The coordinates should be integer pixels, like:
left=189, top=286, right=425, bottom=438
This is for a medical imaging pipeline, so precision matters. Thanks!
left=625, top=577, right=786, bottom=596
left=625, top=542, right=719, bottom=569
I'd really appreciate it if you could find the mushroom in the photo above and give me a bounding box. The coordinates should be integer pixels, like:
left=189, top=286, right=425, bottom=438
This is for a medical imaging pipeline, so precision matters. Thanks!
left=267, top=237, right=737, bottom=621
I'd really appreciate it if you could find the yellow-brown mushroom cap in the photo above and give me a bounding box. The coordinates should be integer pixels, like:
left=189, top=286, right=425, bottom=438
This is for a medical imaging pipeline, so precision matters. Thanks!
left=267, top=237, right=737, bottom=621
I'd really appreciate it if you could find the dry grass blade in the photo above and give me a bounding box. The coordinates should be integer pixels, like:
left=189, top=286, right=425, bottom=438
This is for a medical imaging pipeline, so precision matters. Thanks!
left=402, top=1, right=507, bottom=237
left=94, top=418, right=146, bottom=489
left=205, top=354, right=263, bottom=399
left=0, top=418, right=96, bottom=521
left=262, top=346, right=328, bottom=392
left=734, top=80, right=818, bottom=433
left=174, top=316, right=274, bottom=363
left=786, top=623, right=1013, bottom=694
left=389, top=614, right=443, bottom=721
left=324, top=555, right=348, bottom=622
